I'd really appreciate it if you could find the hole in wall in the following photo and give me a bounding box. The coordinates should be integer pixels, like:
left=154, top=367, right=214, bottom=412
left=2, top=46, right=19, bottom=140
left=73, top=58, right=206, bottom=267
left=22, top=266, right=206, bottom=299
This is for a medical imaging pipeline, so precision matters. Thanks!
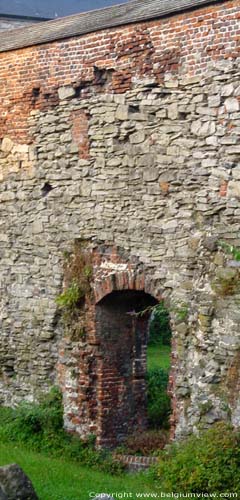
left=74, top=81, right=93, bottom=98
left=129, top=104, right=140, bottom=113
left=32, top=87, right=40, bottom=98
left=93, top=66, right=115, bottom=87
left=179, top=112, right=188, bottom=120
left=41, top=182, right=53, bottom=197
left=32, top=87, right=41, bottom=106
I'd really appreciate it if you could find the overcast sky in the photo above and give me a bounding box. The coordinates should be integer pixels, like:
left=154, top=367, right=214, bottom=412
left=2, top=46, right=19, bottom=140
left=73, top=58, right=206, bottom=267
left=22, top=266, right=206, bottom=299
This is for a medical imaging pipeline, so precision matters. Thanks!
left=0, top=0, right=130, bottom=18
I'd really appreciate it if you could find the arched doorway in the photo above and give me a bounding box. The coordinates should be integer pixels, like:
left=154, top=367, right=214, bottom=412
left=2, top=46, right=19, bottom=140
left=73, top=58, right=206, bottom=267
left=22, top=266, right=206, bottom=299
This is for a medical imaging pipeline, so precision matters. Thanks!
left=95, top=290, right=158, bottom=448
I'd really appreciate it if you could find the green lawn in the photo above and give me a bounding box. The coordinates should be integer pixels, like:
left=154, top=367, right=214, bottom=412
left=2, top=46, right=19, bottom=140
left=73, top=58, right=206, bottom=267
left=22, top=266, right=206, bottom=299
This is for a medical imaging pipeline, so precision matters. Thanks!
left=147, top=344, right=171, bottom=371
left=0, top=443, right=157, bottom=500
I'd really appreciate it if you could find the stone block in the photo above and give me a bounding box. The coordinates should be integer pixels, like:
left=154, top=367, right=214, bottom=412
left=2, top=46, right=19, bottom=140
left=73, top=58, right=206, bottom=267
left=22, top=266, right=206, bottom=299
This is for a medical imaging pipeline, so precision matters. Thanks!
left=0, top=464, right=38, bottom=500
left=227, top=146, right=240, bottom=155
left=191, top=120, right=216, bottom=137
left=232, top=166, right=240, bottom=180
left=208, top=95, right=221, bottom=107
left=129, top=130, right=145, bottom=144
left=168, top=102, right=178, bottom=120
left=143, top=167, right=159, bottom=182
left=0, top=191, right=15, bottom=202
left=224, top=98, right=239, bottom=113
left=1, top=137, right=14, bottom=153
left=115, top=105, right=129, bottom=121
left=0, top=486, right=7, bottom=500
left=228, top=181, right=240, bottom=198
left=221, top=84, right=234, bottom=97
left=58, top=86, right=76, bottom=100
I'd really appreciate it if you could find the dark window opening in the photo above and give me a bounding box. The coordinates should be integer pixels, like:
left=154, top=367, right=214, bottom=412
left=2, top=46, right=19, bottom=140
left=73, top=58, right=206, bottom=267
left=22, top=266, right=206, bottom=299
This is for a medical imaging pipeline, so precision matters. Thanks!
left=41, top=182, right=53, bottom=197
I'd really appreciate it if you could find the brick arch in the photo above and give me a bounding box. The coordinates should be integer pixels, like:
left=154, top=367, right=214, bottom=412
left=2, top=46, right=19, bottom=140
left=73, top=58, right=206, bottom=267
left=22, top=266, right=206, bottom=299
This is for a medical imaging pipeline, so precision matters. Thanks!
left=91, top=244, right=162, bottom=304
left=94, top=269, right=146, bottom=304
left=60, top=244, right=172, bottom=448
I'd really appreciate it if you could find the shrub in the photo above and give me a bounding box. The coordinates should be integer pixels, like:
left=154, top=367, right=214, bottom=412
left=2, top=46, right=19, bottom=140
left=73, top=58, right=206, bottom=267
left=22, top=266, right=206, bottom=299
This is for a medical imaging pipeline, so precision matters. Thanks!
left=154, top=422, right=240, bottom=494
left=123, top=430, right=169, bottom=456
left=147, top=368, right=171, bottom=429
left=56, top=280, right=84, bottom=310
left=0, top=388, right=123, bottom=475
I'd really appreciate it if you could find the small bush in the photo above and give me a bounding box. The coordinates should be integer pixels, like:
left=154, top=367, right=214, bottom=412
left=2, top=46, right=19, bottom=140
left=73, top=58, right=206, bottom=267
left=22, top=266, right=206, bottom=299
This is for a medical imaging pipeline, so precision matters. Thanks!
left=0, top=388, right=123, bottom=475
left=56, top=280, right=84, bottom=310
left=147, top=368, right=171, bottom=429
left=154, top=422, right=240, bottom=494
left=123, top=430, right=169, bottom=456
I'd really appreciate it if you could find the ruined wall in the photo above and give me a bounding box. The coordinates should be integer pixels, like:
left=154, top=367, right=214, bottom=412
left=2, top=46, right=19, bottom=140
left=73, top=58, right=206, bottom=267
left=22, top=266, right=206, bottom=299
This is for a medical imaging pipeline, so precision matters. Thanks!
left=0, top=0, right=240, bottom=443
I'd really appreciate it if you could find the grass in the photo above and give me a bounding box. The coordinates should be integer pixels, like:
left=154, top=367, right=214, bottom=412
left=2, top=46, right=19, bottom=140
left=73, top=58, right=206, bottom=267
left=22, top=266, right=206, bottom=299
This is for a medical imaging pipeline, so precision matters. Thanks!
left=147, top=344, right=171, bottom=371
left=0, top=443, right=157, bottom=500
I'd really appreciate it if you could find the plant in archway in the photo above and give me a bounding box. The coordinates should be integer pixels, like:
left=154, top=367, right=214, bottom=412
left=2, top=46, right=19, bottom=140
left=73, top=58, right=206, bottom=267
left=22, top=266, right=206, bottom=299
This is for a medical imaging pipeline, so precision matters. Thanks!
left=56, top=240, right=93, bottom=340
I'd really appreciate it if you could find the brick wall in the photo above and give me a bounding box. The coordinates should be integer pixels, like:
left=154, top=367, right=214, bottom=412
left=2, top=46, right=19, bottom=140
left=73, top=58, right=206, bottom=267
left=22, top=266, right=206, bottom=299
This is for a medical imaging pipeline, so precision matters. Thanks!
left=0, top=0, right=239, bottom=143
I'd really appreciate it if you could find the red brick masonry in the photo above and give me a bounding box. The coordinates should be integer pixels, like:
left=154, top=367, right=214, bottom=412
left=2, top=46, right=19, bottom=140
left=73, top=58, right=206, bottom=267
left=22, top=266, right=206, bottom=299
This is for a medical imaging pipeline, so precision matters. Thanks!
left=0, top=0, right=239, bottom=142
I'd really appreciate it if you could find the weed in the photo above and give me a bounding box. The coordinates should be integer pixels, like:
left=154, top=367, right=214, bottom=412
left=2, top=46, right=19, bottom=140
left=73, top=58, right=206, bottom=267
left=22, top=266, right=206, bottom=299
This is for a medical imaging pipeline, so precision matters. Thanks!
left=218, top=241, right=240, bottom=261
left=56, top=280, right=84, bottom=310
left=56, top=241, right=93, bottom=340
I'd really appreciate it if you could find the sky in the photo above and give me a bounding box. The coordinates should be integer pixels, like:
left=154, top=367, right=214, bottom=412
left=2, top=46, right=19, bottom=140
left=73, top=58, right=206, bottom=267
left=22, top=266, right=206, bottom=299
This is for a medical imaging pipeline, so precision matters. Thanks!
left=0, top=0, right=130, bottom=19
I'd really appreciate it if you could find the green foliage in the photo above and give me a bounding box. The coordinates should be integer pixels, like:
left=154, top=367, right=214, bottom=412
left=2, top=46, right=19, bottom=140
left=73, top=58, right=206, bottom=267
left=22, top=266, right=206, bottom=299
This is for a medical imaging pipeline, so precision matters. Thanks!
left=218, top=241, right=240, bottom=261
left=147, top=368, right=171, bottom=429
left=56, top=280, right=83, bottom=310
left=149, top=302, right=171, bottom=346
left=154, top=422, right=240, bottom=494
left=123, top=429, right=169, bottom=456
left=83, top=265, right=93, bottom=279
left=0, top=389, right=123, bottom=475
left=56, top=242, right=93, bottom=340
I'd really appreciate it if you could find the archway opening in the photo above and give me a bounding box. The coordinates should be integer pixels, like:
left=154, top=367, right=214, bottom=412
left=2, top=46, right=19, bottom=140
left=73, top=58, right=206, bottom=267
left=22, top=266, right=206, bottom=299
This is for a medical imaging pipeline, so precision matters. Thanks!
left=123, top=301, right=172, bottom=455
left=95, top=289, right=158, bottom=448
left=147, top=302, right=172, bottom=430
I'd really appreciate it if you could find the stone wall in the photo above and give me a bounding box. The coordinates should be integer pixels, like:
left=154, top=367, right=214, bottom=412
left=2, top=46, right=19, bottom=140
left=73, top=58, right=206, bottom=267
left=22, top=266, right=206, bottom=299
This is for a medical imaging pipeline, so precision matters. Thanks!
left=0, top=0, right=240, bottom=445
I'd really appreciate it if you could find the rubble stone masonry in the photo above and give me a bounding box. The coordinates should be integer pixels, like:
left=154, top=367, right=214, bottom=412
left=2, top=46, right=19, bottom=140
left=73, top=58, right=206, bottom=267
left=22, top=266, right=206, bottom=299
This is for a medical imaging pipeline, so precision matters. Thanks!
left=0, top=0, right=240, bottom=446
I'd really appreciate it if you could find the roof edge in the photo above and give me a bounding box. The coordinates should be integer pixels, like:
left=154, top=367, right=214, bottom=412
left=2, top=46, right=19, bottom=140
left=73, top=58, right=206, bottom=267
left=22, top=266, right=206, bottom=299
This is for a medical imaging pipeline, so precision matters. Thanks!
left=0, top=13, right=51, bottom=21
left=0, top=0, right=231, bottom=53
